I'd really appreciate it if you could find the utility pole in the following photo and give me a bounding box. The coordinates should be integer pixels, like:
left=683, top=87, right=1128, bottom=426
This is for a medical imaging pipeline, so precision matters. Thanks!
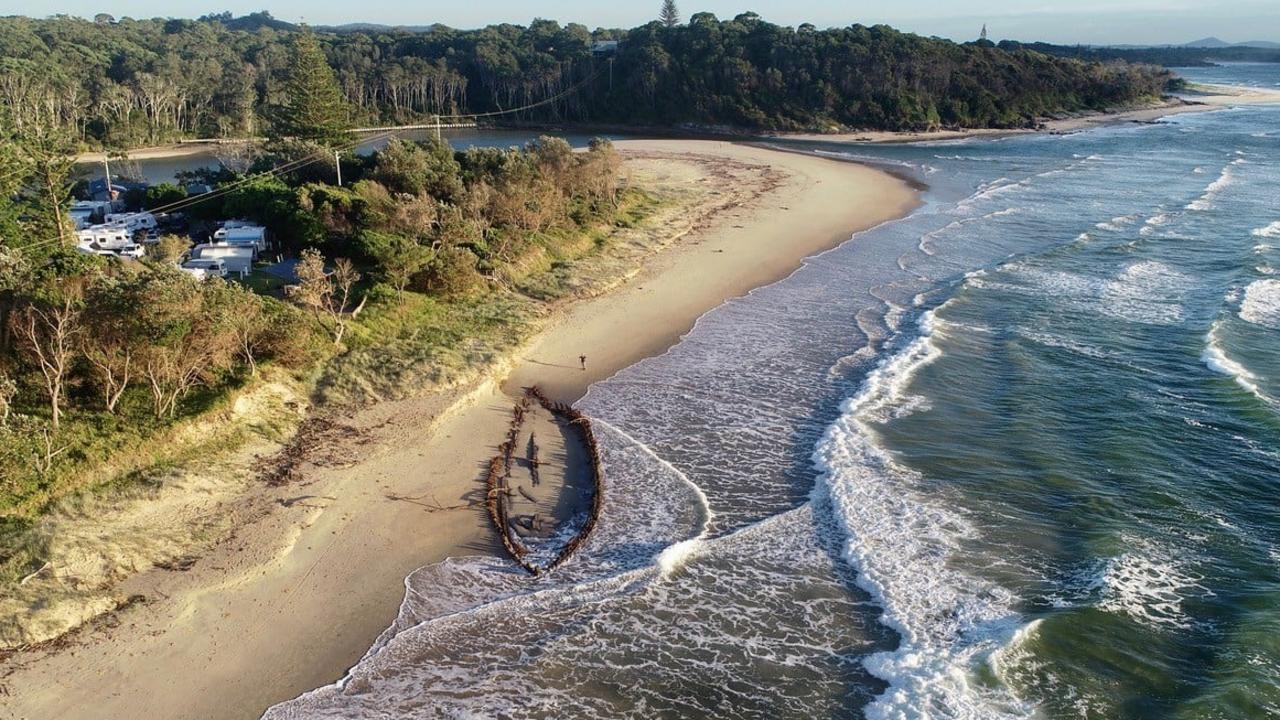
left=103, top=156, right=114, bottom=202
left=434, top=114, right=442, bottom=143
left=334, top=150, right=342, bottom=187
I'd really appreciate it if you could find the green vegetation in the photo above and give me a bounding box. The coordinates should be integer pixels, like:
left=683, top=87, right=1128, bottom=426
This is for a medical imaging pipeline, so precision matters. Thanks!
left=0, top=11, right=1177, bottom=146
left=0, top=126, right=634, bottom=587
left=269, top=31, right=351, bottom=146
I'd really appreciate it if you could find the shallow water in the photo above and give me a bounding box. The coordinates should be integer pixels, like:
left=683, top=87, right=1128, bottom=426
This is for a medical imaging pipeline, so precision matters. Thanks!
left=266, top=65, right=1280, bottom=719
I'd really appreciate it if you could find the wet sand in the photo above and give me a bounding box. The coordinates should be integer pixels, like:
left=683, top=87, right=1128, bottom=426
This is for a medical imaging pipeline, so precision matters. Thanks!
left=2, top=140, right=918, bottom=720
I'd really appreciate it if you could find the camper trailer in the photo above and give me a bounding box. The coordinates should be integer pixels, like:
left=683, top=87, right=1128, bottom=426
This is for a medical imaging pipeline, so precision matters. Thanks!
left=105, top=212, right=158, bottom=237
left=180, top=257, right=228, bottom=280
left=76, top=225, right=132, bottom=250
left=190, top=243, right=254, bottom=277
left=221, top=226, right=268, bottom=254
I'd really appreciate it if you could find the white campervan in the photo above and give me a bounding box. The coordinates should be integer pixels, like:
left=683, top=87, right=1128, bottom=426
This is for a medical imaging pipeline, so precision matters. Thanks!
left=76, top=225, right=132, bottom=250
left=222, top=226, right=268, bottom=254
left=180, top=258, right=227, bottom=280
left=105, top=212, right=159, bottom=239
left=190, top=243, right=254, bottom=277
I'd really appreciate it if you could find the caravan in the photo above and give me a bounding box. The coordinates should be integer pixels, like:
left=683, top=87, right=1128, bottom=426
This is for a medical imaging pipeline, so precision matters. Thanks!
left=105, top=212, right=159, bottom=239
left=190, top=243, right=254, bottom=277
left=222, top=226, right=268, bottom=254
left=180, top=258, right=228, bottom=280
left=76, top=225, right=132, bottom=250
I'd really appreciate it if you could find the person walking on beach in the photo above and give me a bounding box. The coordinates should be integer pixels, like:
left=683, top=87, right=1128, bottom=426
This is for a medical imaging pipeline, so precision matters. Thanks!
left=579, top=354, right=587, bottom=371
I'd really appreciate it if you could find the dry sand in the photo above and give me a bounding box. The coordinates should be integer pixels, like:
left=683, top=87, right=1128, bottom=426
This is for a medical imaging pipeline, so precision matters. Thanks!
left=1, top=140, right=917, bottom=720
left=75, top=143, right=221, bottom=164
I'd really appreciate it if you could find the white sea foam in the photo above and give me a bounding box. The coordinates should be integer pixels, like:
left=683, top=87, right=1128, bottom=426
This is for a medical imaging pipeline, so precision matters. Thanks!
left=1185, top=161, right=1242, bottom=211
left=1096, top=214, right=1138, bottom=232
left=1252, top=222, right=1280, bottom=239
left=1100, top=261, right=1190, bottom=325
left=1139, top=212, right=1174, bottom=236
left=1082, top=537, right=1213, bottom=631
left=815, top=308, right=1034, bottom=719
left=1239, top=279, right=1280, bottom=329
left=1203, top=321, right=1274, bottom=406
left=1019, top=330, right=1114, bottom=361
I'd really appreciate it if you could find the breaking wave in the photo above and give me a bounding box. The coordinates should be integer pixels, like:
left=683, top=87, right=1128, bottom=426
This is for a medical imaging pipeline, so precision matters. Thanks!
left=814, top=307, right=1034, bottom=719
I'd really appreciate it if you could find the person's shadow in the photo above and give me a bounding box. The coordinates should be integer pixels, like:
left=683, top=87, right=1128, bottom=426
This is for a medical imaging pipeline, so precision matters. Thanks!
left=523, top=359, right=581, bottom=371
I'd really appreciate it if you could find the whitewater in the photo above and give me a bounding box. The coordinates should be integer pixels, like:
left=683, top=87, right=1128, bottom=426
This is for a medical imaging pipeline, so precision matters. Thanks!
left=267, top=66, right=1280, bottom=719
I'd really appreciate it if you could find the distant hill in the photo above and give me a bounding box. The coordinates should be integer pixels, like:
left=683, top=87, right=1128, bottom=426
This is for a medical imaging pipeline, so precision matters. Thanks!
left=1104, top=38, right=1278, bottom=51
left=1183, top=37, right=1234, bottom=48
left=198, top=11, right=296, bottom=32
left=1182, top=37, right=1280, bottom=49
left=319, top=22, right=441, bottom=34
left=1009, top=39, right=1280, bottom=67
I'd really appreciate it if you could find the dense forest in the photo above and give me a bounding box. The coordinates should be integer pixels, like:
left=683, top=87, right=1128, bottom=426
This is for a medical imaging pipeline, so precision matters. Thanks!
left=0, top=10, right=1177, bottom=145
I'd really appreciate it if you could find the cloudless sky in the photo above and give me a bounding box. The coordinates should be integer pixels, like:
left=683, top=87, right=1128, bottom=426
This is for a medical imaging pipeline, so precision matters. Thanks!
left=4, top=0, right=1279, bottom=45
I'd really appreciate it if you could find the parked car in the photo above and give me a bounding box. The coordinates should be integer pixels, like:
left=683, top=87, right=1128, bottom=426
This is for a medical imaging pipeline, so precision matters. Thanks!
left=116, top=243, right=147, bottom=259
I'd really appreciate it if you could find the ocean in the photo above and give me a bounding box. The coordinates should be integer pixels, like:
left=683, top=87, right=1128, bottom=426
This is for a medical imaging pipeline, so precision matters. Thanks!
left=265, top=65, right=1280, bottom=719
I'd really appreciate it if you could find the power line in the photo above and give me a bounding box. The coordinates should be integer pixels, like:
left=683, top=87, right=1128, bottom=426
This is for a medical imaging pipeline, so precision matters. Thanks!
left=14, top=130, right=396, bottom=254
left=11, top=59, right=608, bottom=255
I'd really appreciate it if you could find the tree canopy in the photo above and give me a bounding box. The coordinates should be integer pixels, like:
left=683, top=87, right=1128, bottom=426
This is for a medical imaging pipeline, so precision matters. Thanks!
left=271, top=31, right=351, bottom=146
left=0, top=12, right=1180, bottom=145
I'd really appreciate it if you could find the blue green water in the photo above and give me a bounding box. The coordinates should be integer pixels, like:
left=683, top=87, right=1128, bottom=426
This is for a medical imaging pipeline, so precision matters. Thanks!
left=267, top=66, right=1280, bottom=719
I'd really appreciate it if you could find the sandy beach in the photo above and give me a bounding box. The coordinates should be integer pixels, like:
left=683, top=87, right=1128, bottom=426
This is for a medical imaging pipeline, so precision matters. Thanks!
left=74, top=143, right=224, bottom=164
left=1, top=140, right=917, bottom=720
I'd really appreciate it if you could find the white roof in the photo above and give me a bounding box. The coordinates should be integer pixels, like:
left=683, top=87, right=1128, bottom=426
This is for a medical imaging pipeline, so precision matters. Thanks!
left=191, top=245, right=252, bottom=274
left=192, top=243, right=254, bottom=259
left=224, top=226, right=266, bottom=238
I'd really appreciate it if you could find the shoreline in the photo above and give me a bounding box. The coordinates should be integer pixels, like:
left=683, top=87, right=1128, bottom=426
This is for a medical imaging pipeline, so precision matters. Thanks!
left=769, top=83, right=1280, bottom=145
left=4, top=140, right=919, bottom=720
left=72, top=83, right=1280, bottom=166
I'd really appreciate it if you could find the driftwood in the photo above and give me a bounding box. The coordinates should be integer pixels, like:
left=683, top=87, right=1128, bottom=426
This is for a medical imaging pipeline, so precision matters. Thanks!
left=257, top=415, right=375, bottom=486
left=483, top=386, right=606, bottom=576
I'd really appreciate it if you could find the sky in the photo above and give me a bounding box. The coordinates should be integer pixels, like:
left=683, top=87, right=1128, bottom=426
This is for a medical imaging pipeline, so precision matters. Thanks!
left=4, top=0, right=1279, bottom=46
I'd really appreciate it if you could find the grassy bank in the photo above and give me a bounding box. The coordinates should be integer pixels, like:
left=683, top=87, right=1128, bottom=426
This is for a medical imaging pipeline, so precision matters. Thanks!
left=0, top=183, right=670, bottom=648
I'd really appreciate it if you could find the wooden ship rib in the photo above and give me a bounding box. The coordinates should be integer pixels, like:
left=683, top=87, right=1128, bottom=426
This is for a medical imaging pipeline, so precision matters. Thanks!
left=484, top=386, right=604, bottom=576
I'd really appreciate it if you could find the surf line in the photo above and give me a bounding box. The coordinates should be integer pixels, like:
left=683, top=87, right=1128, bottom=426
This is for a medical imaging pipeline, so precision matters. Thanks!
left=484, top=386, right=605, bottom=576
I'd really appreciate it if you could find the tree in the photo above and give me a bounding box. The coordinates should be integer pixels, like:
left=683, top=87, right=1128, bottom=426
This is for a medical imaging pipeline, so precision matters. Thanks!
left=134, top=273, right=238, bottom=418
left=0, top=371, right=15, bottom=426
left=660, top=0, right=681, bottom=28
left=144, top=183, right=187, bottom=210
left=12, top=289, right=81, bottom=430
left=13, top=124, right=78, bottom=248
left=207, top=281, right=266, bottom=374
left=82, top=280, right=142, bottom=414
left=287, top=249, right=362, bottom=345
left=271, top=31, right=350, bottom=147
left=369, top=138, right=463, bottom=202
left=362, top=231, right=432, bottom=304
left=150, top=235, right=191, bottom=265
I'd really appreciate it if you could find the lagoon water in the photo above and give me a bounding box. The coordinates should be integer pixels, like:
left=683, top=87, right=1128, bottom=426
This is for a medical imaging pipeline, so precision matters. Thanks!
left=267, top=65, right=1280, bottom=719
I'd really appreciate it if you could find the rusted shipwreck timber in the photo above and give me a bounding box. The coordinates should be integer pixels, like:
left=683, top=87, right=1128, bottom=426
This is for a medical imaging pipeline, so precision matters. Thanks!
left=484, top=386, right=605, bottom=576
